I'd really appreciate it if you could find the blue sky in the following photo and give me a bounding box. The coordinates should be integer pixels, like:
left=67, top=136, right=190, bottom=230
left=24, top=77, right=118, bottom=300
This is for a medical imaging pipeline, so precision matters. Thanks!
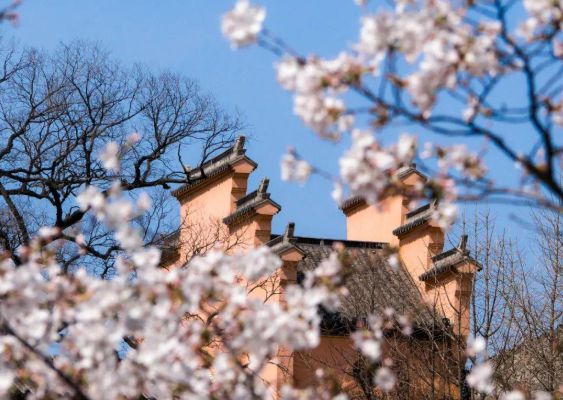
left=1, top=1, right=547, bottom=241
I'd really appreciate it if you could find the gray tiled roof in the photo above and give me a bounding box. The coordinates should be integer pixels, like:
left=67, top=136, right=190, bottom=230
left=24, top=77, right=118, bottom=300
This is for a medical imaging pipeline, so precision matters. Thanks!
left=419, top=244, right=480, bottom=282
left=267, top=230, right=438, bottom=330
left=156, top=230, right=180, bottom=265
left=392, top=202, right=434, bottom=236
left=171, top=136, right=257, bottom=199
left=339, top=195, right=364, bottom=212
left=396, top=164, right=427, bottom=181
left=339, top=164, right=426, bottom=212
left=223, top=178, right=281, bottom=226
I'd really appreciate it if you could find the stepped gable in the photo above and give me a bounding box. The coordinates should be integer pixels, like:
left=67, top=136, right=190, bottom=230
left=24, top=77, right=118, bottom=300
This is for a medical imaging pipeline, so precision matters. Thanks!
left=339, top=164, right=427, bottom=213
left=419, top=235, right=481, bottom=282
left=395, top=163, right=427, bottom=181
left=171, top=136, right=257, bottom=199
left=223, top=177, right=281, bottom=226
left=156, top=230, right=180, bottom=266
left=338, top=195, right=364, bottom=212
left=267, top=222, right=306, bottom=257
left=392, top=201, right=435, bottom=236
left=267, top=226, right=438, bottom=330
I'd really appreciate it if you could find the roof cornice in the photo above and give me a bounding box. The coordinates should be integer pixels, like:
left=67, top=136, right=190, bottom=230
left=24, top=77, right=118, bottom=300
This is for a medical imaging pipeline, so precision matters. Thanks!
left=171, top=136, right=258, bottom=199
left=339, top=195, right=366, bottom=213
left=222, top=177, right=281, bottom=226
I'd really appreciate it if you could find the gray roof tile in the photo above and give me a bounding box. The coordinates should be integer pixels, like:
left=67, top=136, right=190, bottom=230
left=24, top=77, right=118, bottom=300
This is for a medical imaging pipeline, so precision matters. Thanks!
left=171, top=136, right=257, bottom=198
left=267, top=232, right=438, bottom=330
left=392, top=202, right=434, bottom=236
left=223, top=178, right=281, bottom=226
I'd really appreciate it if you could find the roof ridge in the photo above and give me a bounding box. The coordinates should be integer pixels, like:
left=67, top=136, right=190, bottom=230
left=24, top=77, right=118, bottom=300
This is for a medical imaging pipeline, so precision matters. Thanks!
left=339, top=165, right=427, bottom=212
left=223, top=177, right=280, bottom=226
left=406, top=202, right=431, bottom=219
left=171, top=136, right=258, bottom=198
left=393, top=200, right=437, bottom=236
left=431, top=247, right=461, bottom=262
left=267, top=234, right=387, bottom=249
left=236, top=189, right=258, bottom=207
left=198, top=136, right=246, bottom=169
left=420, top=248, right=478, bottom=282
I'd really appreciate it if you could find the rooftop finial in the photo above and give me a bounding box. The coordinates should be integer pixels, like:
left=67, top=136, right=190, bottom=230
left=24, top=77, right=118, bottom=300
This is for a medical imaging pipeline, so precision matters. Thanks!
left=284, top=222, right=295, bottom=241
left=458, top=234, right=468, bottom=251
left=234, top=135, right=246, bottom=154
left=258, top=177, right=269, bottom=194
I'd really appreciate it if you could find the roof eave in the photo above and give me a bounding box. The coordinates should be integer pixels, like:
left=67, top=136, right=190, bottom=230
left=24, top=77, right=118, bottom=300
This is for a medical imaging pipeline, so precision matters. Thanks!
left=222, top=198, right=281, bottom=226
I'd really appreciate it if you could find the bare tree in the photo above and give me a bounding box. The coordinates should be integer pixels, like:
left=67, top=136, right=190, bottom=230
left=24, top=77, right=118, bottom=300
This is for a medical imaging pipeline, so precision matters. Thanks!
left=0, top=40, right=242, bottom=274
left=490, top=208, right=562, bottom=395
left=292, top=208, right=561, bottom=399
left=464, top=208, right=561, bottom=398
left=158, top=210, right=252, bottom=269
left=291, top=250, right=470, bottom=400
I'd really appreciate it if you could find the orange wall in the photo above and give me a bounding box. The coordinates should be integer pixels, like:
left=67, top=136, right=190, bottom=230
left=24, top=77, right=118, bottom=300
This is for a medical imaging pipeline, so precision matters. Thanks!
left=398, top=226, right=444, bottom=294
left=345, top=195, right=405, bottom=246
left=180, top=174, right=236, bottom=222
left=168, top=161, right=476, bottom=396
left=292, top=334, right=465, bottom=399
left=424, top=268, right=475, bottom=337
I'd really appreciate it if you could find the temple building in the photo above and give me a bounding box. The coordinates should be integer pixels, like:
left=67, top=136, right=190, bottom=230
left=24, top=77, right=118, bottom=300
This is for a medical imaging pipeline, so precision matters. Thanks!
left=160, top=136, right=481, bottom=399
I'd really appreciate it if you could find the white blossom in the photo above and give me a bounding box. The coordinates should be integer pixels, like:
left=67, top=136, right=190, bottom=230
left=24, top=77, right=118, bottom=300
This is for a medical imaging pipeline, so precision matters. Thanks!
left=136, top=192, right=152, bottom=212
left=126, top=132, right=142, bottom=145
left=518, top=0, right=562, bottom=40
left=432, top=202, right=458, bottom=230
left=281, top=151, right=312, bottom=183
left=100, top=141, right=120, bottom=172
left=331, top=181, right=343, bottom=203
left=339, top=130, right=416, bottom=204
left=466, top=361, right=494, bottom=394
left=533, top=391, right=553, bottom=400
left=358, top=14, right=392, bottom=65
left=500, top=391, right=526, bottom=400
left=221, top=0, right=265, bottom=48
left=293, top=93, right=352, bottom=139
left=77, top=185, right=105, bottom=212
left=359, top=338, right=381, bottom=361
left=0, top=369, right=14, bottom=397
left=131, top=247, right=161, bottom=269
left=467, top=336, right=487, bottom=357
left=37, top=226, right=60, bottom=239
left=374, top=367, right=396, bottom=392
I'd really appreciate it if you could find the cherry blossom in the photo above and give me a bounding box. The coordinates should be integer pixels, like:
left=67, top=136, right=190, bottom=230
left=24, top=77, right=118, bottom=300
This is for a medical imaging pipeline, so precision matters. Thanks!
left=0, top=183, right=348, bottom=398
left=339, top=130, right=416, bottom=204
left=466, top=336, right=495, bottom=395
left=352, top=332, right=381, bottom=362
left=0, top=141, right=365, bottom=398
left=519, top=0, right=562, bottom=41
left=466, top=362, right=495, bottom=394
left=533, top=391, right=553, bottom=400
left=281, top=150, right=313, bottom=183
left=374, top=366, right=396, bottom=393
left=99, top=141, right=120, bottom=172
left=221, top=0, right=265, bottom=48
left=387, top=253, right=400, bottom=270
left=218, top=0, right=557, bottom=397
left=501, top=391, right=527, bottom=400
left=275, top=55, right=359, bottom=138
left=431, top=202, right=458, bottom=231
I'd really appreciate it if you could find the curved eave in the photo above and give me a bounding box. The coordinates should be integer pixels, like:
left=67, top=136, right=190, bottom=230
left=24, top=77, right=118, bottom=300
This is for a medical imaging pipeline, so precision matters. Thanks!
left=339, top=195, right=366, bottom=213
left=171, top=155, right=257, bottom=199
left=392, top=215, right=431, bottom=236
left=222, top=198, right=281, bottom=226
